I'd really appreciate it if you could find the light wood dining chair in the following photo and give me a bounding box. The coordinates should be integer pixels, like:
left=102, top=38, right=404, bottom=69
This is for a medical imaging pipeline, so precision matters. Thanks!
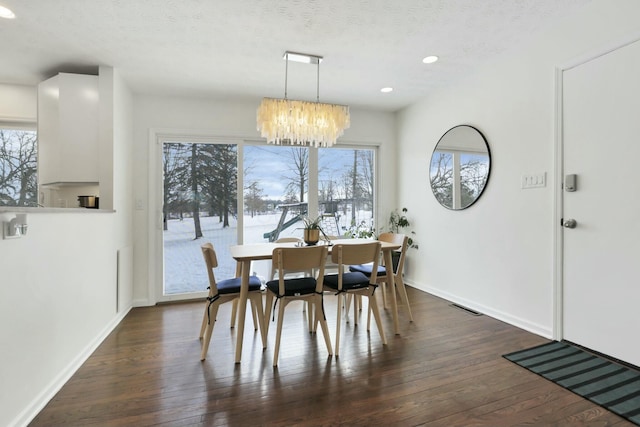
left=263, top=245, right=333, bottom=366
left=229, top=236, right=303, bottom=329
left=349, top=232, right=413, bottom=322
left=199, top=243, right=264, bottom=361
left=323, top=241, right=386, bottom=357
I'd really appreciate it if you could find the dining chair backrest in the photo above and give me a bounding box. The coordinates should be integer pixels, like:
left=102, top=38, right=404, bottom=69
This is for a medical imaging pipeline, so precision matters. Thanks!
left=201, top=242, right=220, bottom=293
left=274, top=237, right=302, bottom=243
left=331, top=241, right=382, bottom=289
left=378, top=232, right=408, bottom=274
left=271, top=237, right=304, bottom=279
left=272, top=245, right=328, bottom=295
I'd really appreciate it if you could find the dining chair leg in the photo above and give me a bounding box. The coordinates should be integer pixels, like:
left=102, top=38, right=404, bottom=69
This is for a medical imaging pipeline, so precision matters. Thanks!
left=395, top=274, right=414, bottom=322
left=249, top=293, right=267, bottom=349
left=230, top=299, right=238, bottom=328
left=381, top=282, right=388, bottom=309
left=315, top=295, right=333, bottom=356
left=273, top=299, right=287, bottom=366
left=199, top=303, right=209, bottom=339
left=201, top=302, right=221, bottom=361
left=263, top=292, right=275, bottom=339
left=307, top=301, right=314, bottom=333
left=250, top=298, right=259, bottom=331
left=353, top=295, right=361, bottom=326
left=345, top=294, right=355, bottom=324
left=368, top=291, right=387, bottom=345
left=335, top=293, right=343, bottom=357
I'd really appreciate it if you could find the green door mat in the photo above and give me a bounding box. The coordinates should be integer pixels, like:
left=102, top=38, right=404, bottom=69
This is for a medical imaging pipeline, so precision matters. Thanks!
left=504, top=341, right=640, bottom=426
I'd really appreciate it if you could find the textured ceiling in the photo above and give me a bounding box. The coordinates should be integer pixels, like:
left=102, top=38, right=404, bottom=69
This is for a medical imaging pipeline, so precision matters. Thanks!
left=0, top=0, right=591, bottom=111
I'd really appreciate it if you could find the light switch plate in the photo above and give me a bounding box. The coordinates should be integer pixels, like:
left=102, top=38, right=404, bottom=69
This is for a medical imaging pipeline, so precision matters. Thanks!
left=522, top=172, right=546, bottom=189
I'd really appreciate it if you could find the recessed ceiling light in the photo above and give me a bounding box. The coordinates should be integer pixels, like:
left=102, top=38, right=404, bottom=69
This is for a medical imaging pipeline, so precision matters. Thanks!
left=0, top=5, right=16, bottom=19
left=380, top=87, right=393, bottom=93
left=422, top=55, right=439, bottom=64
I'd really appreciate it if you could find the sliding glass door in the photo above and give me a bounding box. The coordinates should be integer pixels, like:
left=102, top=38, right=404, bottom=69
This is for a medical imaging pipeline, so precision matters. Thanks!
left=156, top=136, right=377, bottom=301
left=162, top=141, right=238, bottom=298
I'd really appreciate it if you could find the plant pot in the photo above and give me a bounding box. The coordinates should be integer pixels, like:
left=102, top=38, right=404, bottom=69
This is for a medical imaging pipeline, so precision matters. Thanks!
left=303, top=229, right=320, bottom=245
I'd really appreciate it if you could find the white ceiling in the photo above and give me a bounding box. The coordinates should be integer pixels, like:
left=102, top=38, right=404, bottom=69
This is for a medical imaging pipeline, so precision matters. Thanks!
left=0, top=0, right=591, bottom=112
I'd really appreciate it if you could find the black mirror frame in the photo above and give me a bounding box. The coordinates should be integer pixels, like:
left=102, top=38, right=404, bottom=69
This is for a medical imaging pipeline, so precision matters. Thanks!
left=429, top=125, right=491, bottom=211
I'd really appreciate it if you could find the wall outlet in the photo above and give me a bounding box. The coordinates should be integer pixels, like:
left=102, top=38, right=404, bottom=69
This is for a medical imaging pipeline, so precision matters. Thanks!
left=522, top=172, right=546, bottom=189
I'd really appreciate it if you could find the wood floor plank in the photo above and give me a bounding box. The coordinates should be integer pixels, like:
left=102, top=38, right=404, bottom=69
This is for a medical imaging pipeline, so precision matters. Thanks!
left=29, top=287, right=635, bottom=426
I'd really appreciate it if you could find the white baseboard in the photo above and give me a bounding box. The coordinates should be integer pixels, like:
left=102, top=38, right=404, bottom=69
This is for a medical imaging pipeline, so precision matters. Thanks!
left=132, top=298, right=154, bottom=307
left=10, top=307, right=132, bottom=427
left=406, top=281, right=553, bottom=339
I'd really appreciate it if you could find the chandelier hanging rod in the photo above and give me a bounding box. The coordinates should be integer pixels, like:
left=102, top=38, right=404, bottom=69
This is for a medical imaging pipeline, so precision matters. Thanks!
left=283, top=51, right=324, bottom=102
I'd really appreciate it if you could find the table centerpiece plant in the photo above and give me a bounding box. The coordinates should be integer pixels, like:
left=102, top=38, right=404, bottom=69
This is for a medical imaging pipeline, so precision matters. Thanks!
left=301, top=215, right=323, bottom=245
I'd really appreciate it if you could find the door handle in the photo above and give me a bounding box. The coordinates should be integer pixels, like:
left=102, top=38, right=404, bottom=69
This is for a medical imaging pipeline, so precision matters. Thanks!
left=563, top=218, right=577, bottom=229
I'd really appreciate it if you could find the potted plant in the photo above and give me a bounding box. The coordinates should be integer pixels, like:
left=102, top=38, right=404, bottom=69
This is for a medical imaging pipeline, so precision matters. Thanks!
left=388, top=207, right=418, bottom=249
left=387, top=207, right=418, bottom=271
left=344, top=219, right=376, bottom=239
left=301, top=216, right=323, bottom=245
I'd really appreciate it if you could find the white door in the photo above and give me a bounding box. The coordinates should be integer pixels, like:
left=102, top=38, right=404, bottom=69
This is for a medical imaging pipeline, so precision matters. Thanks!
left=563, top=40, right=640, bottom=366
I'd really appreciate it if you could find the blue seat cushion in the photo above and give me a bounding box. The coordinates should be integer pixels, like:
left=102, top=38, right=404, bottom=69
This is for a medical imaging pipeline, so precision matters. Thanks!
left=324, top=272, right=371, bottom=291
left=217, top=275, right=262, bottom=294
left=266, top=277, right=317, bottom=297
left=349, top=263, right=387, bottom=277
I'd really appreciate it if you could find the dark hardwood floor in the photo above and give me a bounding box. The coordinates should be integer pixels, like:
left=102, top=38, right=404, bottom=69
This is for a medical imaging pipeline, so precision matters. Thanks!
left=30, top=287, right=634, bottom=426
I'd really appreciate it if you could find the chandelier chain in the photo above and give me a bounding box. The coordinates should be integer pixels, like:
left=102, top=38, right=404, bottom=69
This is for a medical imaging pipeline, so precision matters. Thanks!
left=284, top=52, right=289, bottom=99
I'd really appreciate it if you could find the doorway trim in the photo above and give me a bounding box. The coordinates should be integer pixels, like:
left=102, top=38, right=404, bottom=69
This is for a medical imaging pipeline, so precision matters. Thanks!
left=552, top=32, right=640, bottom=341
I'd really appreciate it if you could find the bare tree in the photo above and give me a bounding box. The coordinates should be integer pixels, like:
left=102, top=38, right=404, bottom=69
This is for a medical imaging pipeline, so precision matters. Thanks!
left=202, top=144, right=237, bottom=228
left=190, top=144, right=203, bottom=239
left=244, top=181, right=265, bottom=217
left=162, top=143, right=189, bottom=230
left=430, top=151, right=489, bottom=208
left=359, top=150, right=374, bottom=205
left=283, top=147, right=308, bottom=203
left=351, top=150, right=358, bottom=222
left=0, top=129, right=37, bottom=207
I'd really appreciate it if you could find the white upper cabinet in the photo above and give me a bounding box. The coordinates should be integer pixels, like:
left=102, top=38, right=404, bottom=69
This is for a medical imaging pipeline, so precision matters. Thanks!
left=38, top=73, right=99, bottom=185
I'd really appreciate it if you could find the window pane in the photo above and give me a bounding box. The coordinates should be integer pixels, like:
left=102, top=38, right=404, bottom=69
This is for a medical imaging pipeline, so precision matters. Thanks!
left=318, top=148, right=375, bottom=237
left=162, top=142, right=238, bottom=296
left=0, top=128, right=38, bottom=206
left=243, top=145, right=309, bottom=244
left=459, top=153, right=490, bottom=208
left=430, top=151, right=454, bottom=208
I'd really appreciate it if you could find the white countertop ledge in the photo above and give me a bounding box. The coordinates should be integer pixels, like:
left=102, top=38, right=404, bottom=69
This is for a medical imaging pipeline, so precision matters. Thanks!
left=0, top=207, right=116, bottom=213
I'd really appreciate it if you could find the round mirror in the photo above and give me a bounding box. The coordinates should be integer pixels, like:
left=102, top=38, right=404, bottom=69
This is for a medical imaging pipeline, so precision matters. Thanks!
left=429, top=125, right=491, bottom=210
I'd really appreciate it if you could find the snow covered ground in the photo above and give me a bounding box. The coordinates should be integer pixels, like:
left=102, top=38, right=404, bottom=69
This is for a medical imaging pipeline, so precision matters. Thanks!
left=163, top=210, right=373, bottom=295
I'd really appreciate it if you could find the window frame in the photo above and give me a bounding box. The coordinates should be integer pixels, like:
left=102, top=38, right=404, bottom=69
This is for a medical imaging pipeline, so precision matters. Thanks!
left=149, top=130, right=379, bottom=303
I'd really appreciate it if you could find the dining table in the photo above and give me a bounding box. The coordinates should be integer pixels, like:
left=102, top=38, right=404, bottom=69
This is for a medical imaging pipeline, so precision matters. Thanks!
left=229, top=238, right=403, bottom=363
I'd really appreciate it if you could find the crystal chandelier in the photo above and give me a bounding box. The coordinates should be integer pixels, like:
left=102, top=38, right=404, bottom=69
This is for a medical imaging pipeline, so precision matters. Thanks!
left=257, top=51, right=350, bottom=148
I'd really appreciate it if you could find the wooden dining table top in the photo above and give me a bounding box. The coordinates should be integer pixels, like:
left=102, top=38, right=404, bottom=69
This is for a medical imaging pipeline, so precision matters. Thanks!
left=229, top=238, right=400, bottom=261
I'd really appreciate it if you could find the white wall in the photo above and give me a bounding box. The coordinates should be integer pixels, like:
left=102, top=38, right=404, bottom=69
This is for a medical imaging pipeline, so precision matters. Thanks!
left=131, top=95, right=397, bottom=305
left=0, top=69, right=134, bottom=427
left=0, top=84, right=36, bottom=125
left=397, top=0, right=640, bottom=337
